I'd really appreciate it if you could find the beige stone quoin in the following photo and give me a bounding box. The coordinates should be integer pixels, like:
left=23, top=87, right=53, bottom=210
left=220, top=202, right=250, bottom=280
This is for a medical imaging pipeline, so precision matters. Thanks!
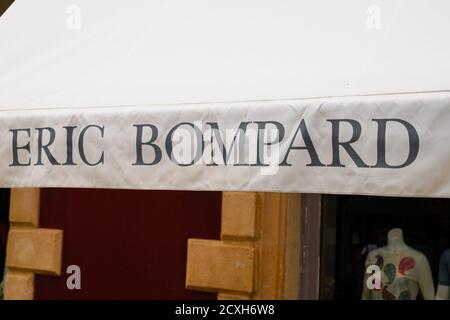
left=186, top=192, right=301, bottom=300
left=4, top=188, right=64, bottom=300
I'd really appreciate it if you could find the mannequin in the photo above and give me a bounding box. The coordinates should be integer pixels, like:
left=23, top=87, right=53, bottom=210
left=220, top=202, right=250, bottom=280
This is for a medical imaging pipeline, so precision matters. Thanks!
left=435, top=249, right=450, bottom=300
left=362, top=228, right=435, bottom=300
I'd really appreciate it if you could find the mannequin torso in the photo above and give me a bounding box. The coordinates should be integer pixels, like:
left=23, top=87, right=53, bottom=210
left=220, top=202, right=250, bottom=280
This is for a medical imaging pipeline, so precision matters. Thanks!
left=362, top=228, right=435, bottom=300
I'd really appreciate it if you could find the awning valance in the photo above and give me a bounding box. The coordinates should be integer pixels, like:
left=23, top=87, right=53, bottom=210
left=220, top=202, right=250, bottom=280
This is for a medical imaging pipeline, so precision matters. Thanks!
left=1, top=0, right=449, bottom=196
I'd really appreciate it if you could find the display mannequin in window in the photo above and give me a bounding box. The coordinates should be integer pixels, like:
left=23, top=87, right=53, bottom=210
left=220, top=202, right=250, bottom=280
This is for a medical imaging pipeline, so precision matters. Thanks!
left=362, top=228, right=434, bottom=300
left=435, top=249, right=450, bottom=300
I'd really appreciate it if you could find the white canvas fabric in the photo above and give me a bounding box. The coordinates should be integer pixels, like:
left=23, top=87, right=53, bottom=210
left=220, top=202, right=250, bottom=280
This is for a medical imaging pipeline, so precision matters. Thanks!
left=0, top=0, right=449, bottom=196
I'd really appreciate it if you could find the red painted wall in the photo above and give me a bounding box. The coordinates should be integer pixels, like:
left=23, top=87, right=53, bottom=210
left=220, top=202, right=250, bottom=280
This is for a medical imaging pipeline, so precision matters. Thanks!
left=35, top=189, right=221, bottom=300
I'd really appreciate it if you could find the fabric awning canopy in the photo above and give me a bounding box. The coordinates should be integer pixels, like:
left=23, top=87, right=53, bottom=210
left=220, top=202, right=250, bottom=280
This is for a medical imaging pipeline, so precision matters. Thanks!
left=0, top=0, right=449, bottom=197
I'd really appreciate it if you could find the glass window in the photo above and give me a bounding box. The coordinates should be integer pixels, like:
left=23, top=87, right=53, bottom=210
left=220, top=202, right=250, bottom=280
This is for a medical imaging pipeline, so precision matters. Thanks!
left=318, top=195, right=450, bottom=300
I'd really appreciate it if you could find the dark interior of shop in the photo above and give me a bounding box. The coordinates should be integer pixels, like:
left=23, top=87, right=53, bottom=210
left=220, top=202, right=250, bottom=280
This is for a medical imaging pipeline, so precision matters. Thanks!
left=320, top=195, right=450, bottom=300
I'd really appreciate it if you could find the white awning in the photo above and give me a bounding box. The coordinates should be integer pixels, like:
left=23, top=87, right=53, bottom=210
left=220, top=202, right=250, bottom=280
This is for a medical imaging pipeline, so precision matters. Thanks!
left=0, top=0, right=449, bottom=196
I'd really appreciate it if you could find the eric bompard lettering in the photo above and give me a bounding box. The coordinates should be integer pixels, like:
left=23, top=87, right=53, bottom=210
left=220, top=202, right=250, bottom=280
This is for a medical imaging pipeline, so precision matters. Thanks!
left=133, top=118, right=419, bottom=169
left=9, top=125, right=105, bottom=167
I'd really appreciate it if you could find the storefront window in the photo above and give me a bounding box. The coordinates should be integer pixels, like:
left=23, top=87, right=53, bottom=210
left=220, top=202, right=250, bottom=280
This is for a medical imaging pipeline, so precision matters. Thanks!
left=319, top=195, right=450, bottom=300
left=0, top=189, right=10, bottom=300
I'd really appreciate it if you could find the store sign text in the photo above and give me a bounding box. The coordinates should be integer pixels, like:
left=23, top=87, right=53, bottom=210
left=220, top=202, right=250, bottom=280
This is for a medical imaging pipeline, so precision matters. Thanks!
left=7, top=118, right=419, bottom=171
